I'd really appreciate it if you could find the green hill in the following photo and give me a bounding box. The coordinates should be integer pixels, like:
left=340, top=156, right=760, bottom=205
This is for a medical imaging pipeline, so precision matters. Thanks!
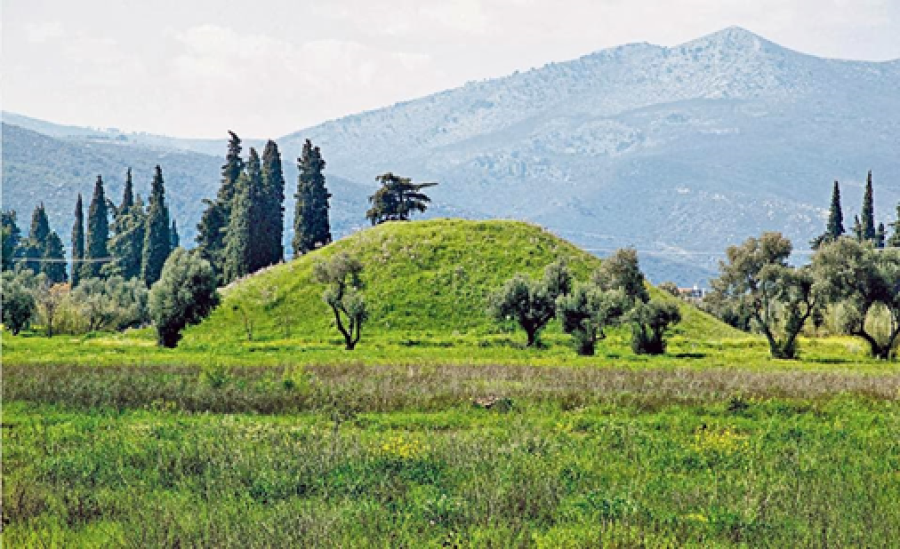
left=184, top=219, right=738, bottom=349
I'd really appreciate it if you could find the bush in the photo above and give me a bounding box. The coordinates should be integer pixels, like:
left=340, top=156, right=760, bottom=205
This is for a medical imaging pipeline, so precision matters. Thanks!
left=628, top=301, right=682, bottom=355
left=1, top=270, right=36, bottom=334
left=149, top=248, right=219, bottom=348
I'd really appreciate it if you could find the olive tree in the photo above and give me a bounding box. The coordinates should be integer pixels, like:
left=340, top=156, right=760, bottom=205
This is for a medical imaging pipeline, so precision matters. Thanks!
left=72, top=276, right=149, bottom=332
left=709, top=232, right=820, bottom=359
left=813, top=238, right=900, bottom=359
left=557, top=284, right=627, bottom=355
left=313, top=252, right=368, bottom=350
left=489, top=260, right=572, bottom=347
left=1, top=270, right=36, bottom=335
left=149, top=248, right=219, bottom=348
left=627, top=301, right=682, bottom=355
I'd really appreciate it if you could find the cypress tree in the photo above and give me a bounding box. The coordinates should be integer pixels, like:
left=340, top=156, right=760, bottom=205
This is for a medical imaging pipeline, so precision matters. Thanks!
left=42, top=231, right=67, bottom=283
left=108, top=196, right=146, bottom=280
left=826, top=180, right=844, bottom=239
left=852, top=215, right=863, bottom=242
left=224, top=148, right=263, bottom=281
left=293, top=139, right=331, bottom=256
left=889, top=203, right=900, bottom=248
left=860, top=170, right=876, bottom=243
left=2, top=210, right=22, bottom=272
left=81, top=176, right=110, bottom=280
left=23, top=203, right=51, bottom=273
left=197, top=131, right=244, bottom=278
left=142, top=166, right=172, bottom=287
left=261, top=140, right=285, bottom=267
left=121, top=168, right=135, bottom=212
left=876, top=223, right=886, bottom=249
left=170, top=220, right=180, bottom=249
left=71, top=194, right=85, bottom=286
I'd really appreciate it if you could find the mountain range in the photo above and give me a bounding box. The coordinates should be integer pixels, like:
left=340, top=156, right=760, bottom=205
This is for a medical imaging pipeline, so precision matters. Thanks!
left=3, top=27, right=899, bottom=284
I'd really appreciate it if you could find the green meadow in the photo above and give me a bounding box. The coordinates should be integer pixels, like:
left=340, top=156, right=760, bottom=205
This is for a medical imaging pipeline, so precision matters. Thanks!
left=4, top=220, right=899, bottom=547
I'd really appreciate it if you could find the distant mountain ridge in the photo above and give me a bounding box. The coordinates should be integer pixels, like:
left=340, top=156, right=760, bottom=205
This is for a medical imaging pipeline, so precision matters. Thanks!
left=4, top=27, right=899, bottom=283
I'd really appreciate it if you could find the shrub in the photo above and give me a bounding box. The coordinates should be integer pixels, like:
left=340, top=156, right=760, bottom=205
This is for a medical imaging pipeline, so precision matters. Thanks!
left=557, top=284, right=627, bottom=355
left=627, top=301, right=682, bottom=355
left=149, top=248, right=219, bottom=348
left=488, top=261, right=571, bottom=347
left=1, top=270, right=36, bottom=334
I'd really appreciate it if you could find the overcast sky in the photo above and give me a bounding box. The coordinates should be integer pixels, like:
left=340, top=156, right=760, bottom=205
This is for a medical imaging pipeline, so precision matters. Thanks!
left=4, top=0, right=899, bottom=138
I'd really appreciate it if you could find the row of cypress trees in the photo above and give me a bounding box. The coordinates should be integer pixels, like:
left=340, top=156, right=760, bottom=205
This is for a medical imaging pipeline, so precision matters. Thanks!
left=71, top=166, right=177, bottom=287
left=1, top=204, right=68, bottom=283
left=196, top=132, right=331, bottom=285
left=812, top=171, right=900, bottom=249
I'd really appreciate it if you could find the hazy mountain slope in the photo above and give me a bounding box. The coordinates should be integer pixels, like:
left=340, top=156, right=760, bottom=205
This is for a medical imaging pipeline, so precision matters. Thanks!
left=279, top=27, right=900, bottom=283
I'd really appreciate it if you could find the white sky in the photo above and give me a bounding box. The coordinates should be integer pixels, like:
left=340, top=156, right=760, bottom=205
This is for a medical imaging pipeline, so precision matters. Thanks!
left=3, top=0, right=899, bottom=138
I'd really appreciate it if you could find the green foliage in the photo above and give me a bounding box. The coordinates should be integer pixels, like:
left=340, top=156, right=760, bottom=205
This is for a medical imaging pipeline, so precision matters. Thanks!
left=71, top=194, right=85, bottom=286
left=41, top=231, right=67, bottom=284
left=366, top=173, right=437, bottom=225
left=260, top=140, right=285, bottom=267
left=82, top=176, right=110, bottom=280
left=107, top=194, right=146, bottom=280
left=141, top=166, right=172, bottom=287
left=72, top=276, right=149, bottom=332
left=860, top=170, right=876, bottom=243
left=813, top=238, right=900, bottom=359
left=489, top=260, right=572, bottom=347
left=812, top=180, right=845, bottom=249
left=889, top=203, right=900, bottom=248
left=2, top=210, right=22, bottom=272
left=710, top=233, right=819, bottom=359
left=313, top=252, right=368, bottom=350
left=557, top=283, right=627, bottom=355
left=149, top=248, right=219, bottom=348
left=593, top=248, right=649, bottom=306
left=627, top=301, right=682, bottom=355
left=224, top=149, right=263, bottom=283
left=1, top=270, right=35, bottom=334
left=22, top=203, right=51, bottom=274
left=293, top=139, right=332, bottom=256
left=197, top=132, right=244, bottom=281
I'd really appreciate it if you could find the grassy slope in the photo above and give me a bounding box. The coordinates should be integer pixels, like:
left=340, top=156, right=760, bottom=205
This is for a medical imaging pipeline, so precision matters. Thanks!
left=186, top=219, right=738, bottom=347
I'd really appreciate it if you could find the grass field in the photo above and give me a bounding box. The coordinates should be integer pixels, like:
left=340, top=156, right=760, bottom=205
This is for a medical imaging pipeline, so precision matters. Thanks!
left=3, top=219, right=900, bottom=547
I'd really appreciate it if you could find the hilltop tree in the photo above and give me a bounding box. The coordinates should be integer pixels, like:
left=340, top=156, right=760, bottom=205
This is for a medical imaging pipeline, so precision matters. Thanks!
left=889, top=203, right=900, bottom=248
left=366, top=173, right=437, bottom=225
left=313, top=252, right=368, bottom=350
left=141, top=166, right=171, bottom=287
left=224, top=149, right=263, bottom=282
left=71, top=195, right=85, bottom=286
left=812, top=181, right=845, bottom=249
left=861, top=170, right=876, bottom=243
left=2, top=210, right=22, bottom=272
left=197, top=131, right=244, bottom=278
left=149, top=248, right=219, bottom=348
left=42, top=231, right=67, bottom=284
left=170, top=220, right=180, bottom=249
left=557, top=284, right=628, bottom=355
left=709, top=232, right=820, bottom=359
left=81, top=176, right=110, bottom=280
left=813, top=238, right=900, bottom=360
left=293, top=139, right=331, bottom=256
left=489, top=260, right=572, bottom=347
left=260, top=140, right=285, bottom=267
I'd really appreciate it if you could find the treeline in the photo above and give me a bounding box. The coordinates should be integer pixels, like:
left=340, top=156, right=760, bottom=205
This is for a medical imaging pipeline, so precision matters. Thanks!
left=810, top=171, right=900, bottom=249
left=1, top=131, right=437, bottom=346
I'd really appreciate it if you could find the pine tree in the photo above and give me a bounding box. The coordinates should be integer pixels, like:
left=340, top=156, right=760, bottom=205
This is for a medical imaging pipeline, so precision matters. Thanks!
left=293, top=139, right=331, bottom=256
left=142, top=166, right=172, bottom=287
left=888, top=203, right=900, bottom=248
left=170, top=220, right=180, bottom=249
left=42, top=231, right=67, bottom=283
left=81, top=176, right=110, bottom=280
left=860, top=170, right=876, bottom=243
left=224, top=148, right=263, bottom=281
left=71, top=194, right=85, bottom=286
left=365, top=173, right=438, bottom=225
left=261, top=140, right=285, bottom=267
left=876, top=223, right=886, bottom=249
left=197, top=131, right=244, bottom=278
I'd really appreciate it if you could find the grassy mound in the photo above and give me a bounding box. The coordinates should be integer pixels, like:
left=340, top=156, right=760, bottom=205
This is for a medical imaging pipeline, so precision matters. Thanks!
left=184, top=219, right=738, bottom=348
